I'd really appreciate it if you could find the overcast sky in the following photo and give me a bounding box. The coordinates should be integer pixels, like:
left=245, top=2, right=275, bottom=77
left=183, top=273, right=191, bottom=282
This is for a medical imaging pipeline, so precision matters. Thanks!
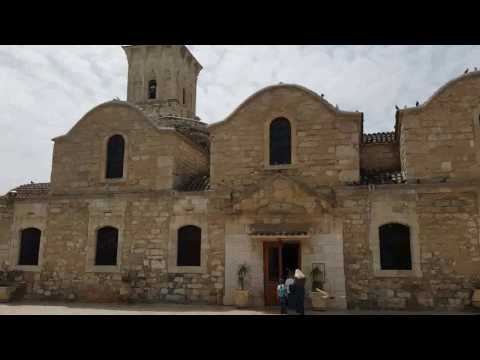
left=1, top=45, right=479, bottom=194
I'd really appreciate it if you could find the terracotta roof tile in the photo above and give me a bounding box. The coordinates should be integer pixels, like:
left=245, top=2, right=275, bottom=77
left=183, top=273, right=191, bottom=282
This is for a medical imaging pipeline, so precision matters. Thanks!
left=6, top=182, right=50, bottom=200
left=362, top=132, right=396, bottom=144
left=358, top=170, right=405, bottom=185
left=178, top=175, right=210, bottom=192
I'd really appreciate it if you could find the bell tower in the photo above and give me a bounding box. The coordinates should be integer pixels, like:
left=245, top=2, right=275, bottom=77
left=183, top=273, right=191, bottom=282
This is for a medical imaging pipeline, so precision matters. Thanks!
left=122, top=45, right=203, bottom=119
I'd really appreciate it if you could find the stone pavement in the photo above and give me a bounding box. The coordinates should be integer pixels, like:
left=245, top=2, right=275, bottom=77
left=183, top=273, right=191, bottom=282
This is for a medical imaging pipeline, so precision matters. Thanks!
left=0, top=302, right=478, bottom=315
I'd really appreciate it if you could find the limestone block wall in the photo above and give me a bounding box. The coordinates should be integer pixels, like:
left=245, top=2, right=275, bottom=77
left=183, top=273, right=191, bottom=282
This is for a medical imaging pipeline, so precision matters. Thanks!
left=11, top=192, right=224, bottom=304
left=338, top=184, right=480, bottom=310
left=51, top=103, right=190, bottom=194
left=398, top=73, right=480, bottom=181
left=360, top=142, right=401, bottom=172
left=173, top=138, right=209, bottom=189
left=302, top=220, right=347, bottom=309
left=210, top=85, right=362, bottom=193
left=0, top=198, right=13, bottom=264
left=224, top=232, right=264, bottom=307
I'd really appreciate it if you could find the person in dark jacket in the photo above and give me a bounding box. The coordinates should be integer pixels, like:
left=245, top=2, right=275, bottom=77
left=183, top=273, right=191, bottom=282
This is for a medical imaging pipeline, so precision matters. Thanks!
left=285, top=269, right=295, bottom=312
left=293, top=269, right=306, bottom=315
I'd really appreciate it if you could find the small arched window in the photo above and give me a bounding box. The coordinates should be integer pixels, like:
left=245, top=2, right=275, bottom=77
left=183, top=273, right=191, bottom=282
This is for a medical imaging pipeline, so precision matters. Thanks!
left=182, top=88, right=186, bottom=105
left=379, top=223, right=412, bottom=270
left=19, top=228, right=41, bottom=266
left=95, top=227, right=119, bottom=266
left=106, top=135, right=125, bottom=179
left=177, top=225, right=201, bottom=267
left=269, top=117, right=292, bottom=165
left=148, top=80, right=157, bottom=99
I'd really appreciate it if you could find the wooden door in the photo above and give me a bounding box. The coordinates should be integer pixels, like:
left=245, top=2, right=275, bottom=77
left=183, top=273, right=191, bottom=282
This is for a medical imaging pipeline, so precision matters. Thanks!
left=263, top=242, right=282, bottom=306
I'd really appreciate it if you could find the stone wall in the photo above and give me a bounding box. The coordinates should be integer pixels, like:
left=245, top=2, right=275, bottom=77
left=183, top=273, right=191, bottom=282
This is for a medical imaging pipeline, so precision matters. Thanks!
left=173, top=138, right=209, bottom=189
left=210, top=85, right=362, bottom=193
left=398, top=73, right=480, bottom=182
left=51, top=102, right=207, bottom=195
left=222, top=175, right=347, bottom=308
left=12, top=192, right=225, bottom=304
left=338, top=184, right=480, bottom=310
left=0, top=197, right=13, bottom=264
left=360, top=142, right=400, bottom=172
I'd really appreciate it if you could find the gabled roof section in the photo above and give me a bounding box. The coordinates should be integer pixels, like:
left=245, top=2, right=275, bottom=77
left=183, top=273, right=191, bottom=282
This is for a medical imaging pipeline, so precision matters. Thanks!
left=52, top=100, right=151, bottom=141
left=399, top=70, right=480, bottom=114
left=208, top=83, right=361, bottom=130
left=232, top=173, right=334, bottom=211
left=52, top=100, right=208, bottom=155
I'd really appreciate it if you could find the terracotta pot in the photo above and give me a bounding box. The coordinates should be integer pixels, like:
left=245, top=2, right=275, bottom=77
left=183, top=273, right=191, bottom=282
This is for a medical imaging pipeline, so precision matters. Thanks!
left=0, top=286, right=16, bottom=303
left=472, top=289, right=480, bottom=308
left=234, top=290, right=249, bottom=308
left=311, top=291, right=329, bottom=311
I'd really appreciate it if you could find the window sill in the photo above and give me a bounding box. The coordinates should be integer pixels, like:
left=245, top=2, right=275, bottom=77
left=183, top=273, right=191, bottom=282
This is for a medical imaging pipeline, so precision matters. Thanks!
left=86, top=265, right=121, bottom=273
left=168, top=265, right=206, bottom=274
left=15, top=265, right=41, bottom=273
left=264, top=164, right=296, bottom=171
left=373, top=269, right=422, bottom=278
left=100, top=178, right=127, bottom=184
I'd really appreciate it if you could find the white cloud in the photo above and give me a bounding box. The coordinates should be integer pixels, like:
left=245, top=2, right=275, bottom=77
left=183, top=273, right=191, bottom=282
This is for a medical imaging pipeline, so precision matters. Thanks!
left=1, top=45, right=479, bottom=194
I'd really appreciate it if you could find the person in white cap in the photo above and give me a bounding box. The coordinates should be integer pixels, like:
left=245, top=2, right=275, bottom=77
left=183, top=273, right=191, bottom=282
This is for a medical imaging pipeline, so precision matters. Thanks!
left=293, top=269, right=306, bottom=315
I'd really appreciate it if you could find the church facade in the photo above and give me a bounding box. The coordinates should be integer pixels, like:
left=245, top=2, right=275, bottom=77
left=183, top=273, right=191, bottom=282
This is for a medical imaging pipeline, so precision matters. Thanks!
left=0, top=45, right=479, bottom=310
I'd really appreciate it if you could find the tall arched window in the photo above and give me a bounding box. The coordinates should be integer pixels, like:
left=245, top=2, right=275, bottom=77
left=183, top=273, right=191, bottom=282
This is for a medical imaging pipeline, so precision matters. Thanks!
left=19, top=228, right=41, bottom=266
left=379, top=223, right=412, bottom=270
left=106, top=135, right=125, bottom=179
left=182, top=88, right=186, bottom=105
left=177, top=225, right=201, bottom=267
left=269, top=117, right=292, bottom=165
left=148, top=80, right=157, bottom=99
left=95, top=227, right=119, bottom=266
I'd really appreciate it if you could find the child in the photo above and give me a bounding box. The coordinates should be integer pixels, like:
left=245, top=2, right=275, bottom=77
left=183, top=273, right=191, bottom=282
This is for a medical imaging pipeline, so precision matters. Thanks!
left=277, top=281, right=288, bottom=314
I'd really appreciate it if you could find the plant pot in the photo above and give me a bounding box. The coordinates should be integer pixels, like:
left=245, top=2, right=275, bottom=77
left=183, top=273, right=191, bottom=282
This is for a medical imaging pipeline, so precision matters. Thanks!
left=234, top=289, right=249, bottom=308
left=473, top=289, right=480, bottom=308
left=0, top=286, right=16, bottom=303
left=311, top=291, right=329, bottom=311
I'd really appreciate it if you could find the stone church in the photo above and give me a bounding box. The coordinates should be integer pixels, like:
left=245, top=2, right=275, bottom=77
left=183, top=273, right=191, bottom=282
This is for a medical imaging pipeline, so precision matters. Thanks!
left=1, top=45, right=479, bottom=310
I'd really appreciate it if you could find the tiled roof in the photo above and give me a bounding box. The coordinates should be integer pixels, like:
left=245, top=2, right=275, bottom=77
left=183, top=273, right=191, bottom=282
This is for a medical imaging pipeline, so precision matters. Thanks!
left=6, top=182, right=50, bottom=199
left=178, top=175, right=210, bottom=192
left=358, top=170, right=405, bottom=185
left=362, top=132, right=396, bottom=144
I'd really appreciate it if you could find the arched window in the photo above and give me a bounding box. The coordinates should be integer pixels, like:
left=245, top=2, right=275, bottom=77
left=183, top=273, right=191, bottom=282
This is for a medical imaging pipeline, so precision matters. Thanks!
left=177, top=225, right=201, bottom=267
left=269, top=117, right=292, bottom=165
left=18, top=228, right=41, bottom=266
left=106, top=135, right=125, bottom=179
left=182, top=88, right=186, bottom=105
left=148, top=80, right=157, bottom=99
left=379, top=223, right=412, bottom=270
left=95, top=227, right=119, bottom=266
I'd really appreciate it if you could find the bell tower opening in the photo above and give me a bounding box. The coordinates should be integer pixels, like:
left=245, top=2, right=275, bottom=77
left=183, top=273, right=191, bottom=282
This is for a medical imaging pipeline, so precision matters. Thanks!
left=148, top=80, right=157, bottom=99
left=122, top=45, right=203, bottom=119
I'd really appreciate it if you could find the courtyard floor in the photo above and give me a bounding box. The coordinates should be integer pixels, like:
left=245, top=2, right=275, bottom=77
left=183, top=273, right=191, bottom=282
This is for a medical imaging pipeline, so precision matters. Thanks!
left=0, top=302, right=478, bottom=315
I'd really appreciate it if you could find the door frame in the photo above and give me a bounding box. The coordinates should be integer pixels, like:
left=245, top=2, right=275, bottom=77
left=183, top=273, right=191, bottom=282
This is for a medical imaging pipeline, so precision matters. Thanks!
left=262, top=239, right=301, bottom=306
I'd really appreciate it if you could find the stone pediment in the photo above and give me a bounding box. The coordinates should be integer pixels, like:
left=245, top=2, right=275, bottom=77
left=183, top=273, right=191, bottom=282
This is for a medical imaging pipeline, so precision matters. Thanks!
left=232, top=174, right=333, bottom=215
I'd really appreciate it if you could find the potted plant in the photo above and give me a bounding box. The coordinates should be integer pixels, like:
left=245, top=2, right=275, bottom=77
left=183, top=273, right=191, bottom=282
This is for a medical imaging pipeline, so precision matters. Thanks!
left=0, top=263, right=22, bottom=303
left=310, top=265, right=329, bottom=311
left=234, top=263, right=249, bottom=308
